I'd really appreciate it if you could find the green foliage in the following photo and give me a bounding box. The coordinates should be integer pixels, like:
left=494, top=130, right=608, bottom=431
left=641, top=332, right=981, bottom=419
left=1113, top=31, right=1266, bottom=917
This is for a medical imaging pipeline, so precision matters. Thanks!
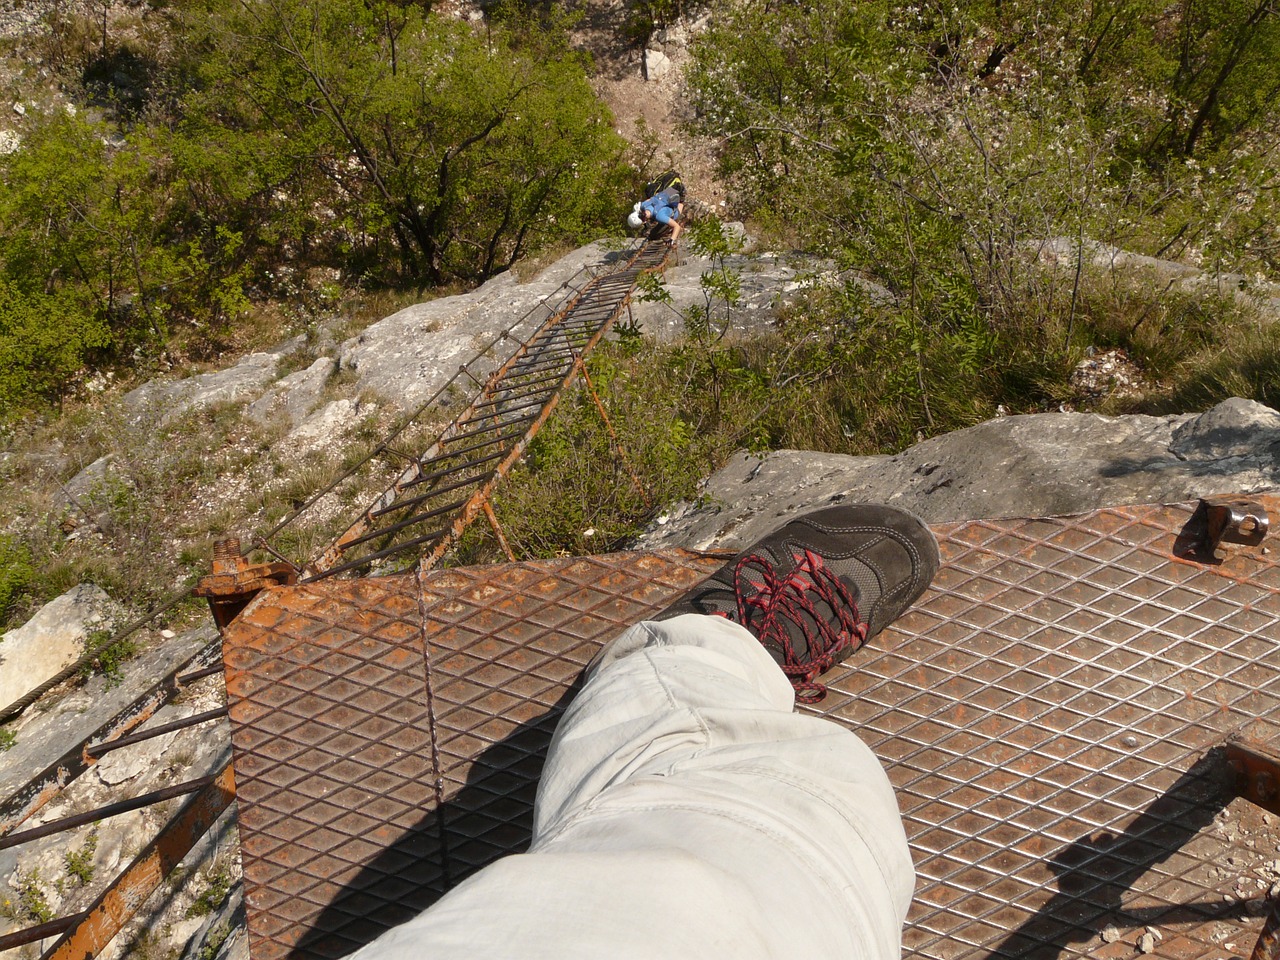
left=0, top=533, right=33, bottom=627
left=0, top=110, right=252, bottom=413
left=82, top=628, right=138, bottom=688
left=197, top=922, right=233, bottom=960
left=488, top=348, right=718, bottom=558
left=681, top=0, right=1280, bottom=449
left=5, top=869, right=54, bottom=924
left=0, top=282, right=108, bottom=413
left=173, top=0, right=628, bottom=286
left=686, top=216, right=744, bottom=342
left=65, top=830, right=100, bottom=887
left=187, top=862, right=235, bottom=919
left=0, top=728, right=15, bottom=752
left=687, top=0, right=1280, bottom=277
left=0, top=0, right=630, bottom=409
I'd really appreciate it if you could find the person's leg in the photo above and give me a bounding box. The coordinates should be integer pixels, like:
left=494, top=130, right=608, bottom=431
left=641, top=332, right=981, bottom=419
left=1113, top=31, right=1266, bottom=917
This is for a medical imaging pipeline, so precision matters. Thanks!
left=353, top=504, right=939, bottom=960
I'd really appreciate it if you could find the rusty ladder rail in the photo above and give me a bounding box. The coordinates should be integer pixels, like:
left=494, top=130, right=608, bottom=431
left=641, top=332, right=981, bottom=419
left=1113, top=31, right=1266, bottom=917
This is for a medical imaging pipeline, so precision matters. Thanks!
left=300, top=238, right=670, bottom=580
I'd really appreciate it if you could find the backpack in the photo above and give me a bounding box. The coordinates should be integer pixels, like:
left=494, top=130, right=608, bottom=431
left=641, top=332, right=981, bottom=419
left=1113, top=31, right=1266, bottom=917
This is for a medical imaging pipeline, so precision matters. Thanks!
left=644, top=171, right=686, bottom=202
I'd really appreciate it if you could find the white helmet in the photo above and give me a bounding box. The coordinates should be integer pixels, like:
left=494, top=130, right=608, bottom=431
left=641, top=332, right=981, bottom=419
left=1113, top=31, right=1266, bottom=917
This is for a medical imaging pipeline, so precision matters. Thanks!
left=627, top=210, right=643, bottom=229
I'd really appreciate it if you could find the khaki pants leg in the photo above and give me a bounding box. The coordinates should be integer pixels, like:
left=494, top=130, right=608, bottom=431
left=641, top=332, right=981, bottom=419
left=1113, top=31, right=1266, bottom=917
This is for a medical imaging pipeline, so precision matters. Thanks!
left=353, top=614, right=914, bottom=960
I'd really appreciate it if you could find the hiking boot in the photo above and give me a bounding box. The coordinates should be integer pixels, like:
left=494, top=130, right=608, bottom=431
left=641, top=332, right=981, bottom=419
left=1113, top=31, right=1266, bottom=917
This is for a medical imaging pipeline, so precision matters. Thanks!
left=656, top=504, right=940, bottom=702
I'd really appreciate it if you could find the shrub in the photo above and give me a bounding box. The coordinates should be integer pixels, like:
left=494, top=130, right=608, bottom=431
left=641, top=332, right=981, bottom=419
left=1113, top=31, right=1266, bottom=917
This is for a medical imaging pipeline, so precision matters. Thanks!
left=0, top=533, right=34, bottom=627
left=0, top=282, right=108, bottom=414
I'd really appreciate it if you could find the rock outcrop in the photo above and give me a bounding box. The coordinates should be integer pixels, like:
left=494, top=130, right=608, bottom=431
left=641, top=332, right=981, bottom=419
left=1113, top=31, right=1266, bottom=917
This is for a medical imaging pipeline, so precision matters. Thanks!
left=636, top=398, right=1280, bottom=552
left=121, top=341, right=302, bottom=424
left=0, top=584, right=114, bottom=709
left=335, top=239, right=825, bottom=412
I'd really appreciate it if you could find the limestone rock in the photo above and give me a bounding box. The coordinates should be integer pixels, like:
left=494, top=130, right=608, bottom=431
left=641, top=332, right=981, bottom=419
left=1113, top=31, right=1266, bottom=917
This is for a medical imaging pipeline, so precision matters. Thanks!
left=644, top=48, right=672, bottom=80
left=334, top=240, right=830, bottom=413
left=0, top=585, right=114, bottom=709
left=283, top=399, right=375, bottom=454
left=247, top=356, right=337, bottom=426
left=122, top=341, right=302, bottom=423
left=1170, top=397, right=1280, bottom=460
left=626, top=249, right=838, bottom=342
left=1039, top=238, right=1280, bottom=315
left=634, top=398, right=1280, bottom=552
left=338, top=242, right=617, bottom=410
left=57, top=454, right=118, bottom=509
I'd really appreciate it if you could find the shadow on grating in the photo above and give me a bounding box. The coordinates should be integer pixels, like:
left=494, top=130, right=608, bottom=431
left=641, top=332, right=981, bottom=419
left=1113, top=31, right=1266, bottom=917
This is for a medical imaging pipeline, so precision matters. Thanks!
left=223, top=550, right=725, bottom=960
left=224, top=498, right=1280, bottom=960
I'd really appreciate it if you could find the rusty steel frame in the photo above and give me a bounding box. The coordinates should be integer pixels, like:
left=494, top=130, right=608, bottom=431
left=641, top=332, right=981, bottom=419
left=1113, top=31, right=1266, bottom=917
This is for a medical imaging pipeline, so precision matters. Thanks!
left=300, top=239, right=670, bottom=581
left=0, top=637, right=223, bottom=836
left=0, top=737, right=233, bottom=954
left=0, top=640, right=231, bottom=956
left=1223, top=740, right=1280, bottom=960
left=1, top=239, right=672, bottom=960
left=42, top=763, right=237, bottom=960
left=221, top=495, right=1280, bottom=960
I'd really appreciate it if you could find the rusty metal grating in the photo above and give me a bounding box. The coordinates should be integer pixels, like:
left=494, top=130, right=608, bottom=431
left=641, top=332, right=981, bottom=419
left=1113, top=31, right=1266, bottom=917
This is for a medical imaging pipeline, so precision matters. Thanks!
left=225, top=496, right=1280, bottom=960
left=223, top=549, right=723, bottom=960
left=811, top=496, right=1280, bottom=960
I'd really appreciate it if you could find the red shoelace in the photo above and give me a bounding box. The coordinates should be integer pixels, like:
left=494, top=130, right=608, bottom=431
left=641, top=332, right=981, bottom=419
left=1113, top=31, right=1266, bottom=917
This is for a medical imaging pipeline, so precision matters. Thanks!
left=733, top=548, right=868, bottom=704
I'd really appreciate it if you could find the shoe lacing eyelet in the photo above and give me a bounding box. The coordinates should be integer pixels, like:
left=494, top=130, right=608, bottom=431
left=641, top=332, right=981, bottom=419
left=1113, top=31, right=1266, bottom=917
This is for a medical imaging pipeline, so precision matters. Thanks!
left=733, top=549, right=868, bottom=703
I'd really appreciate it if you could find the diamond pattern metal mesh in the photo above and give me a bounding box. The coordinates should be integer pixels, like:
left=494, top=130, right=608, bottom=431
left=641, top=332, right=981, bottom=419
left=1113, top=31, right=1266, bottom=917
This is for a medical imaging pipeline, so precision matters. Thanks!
left=809, top=497, right=1280, bottom=960
left=225, top=497, right=1280, bottom=960
left=222, top=549, right=723, bottom=960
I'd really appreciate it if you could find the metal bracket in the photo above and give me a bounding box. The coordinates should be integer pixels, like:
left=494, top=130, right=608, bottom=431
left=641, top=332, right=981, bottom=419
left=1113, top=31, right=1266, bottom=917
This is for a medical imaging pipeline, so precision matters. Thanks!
left=1226, top=739, right=1280, bottom=960
left=194, top=538, right=298, bottom=630
left=1226, top=738, right=1280, bottom=817
left=1201, top=496, right=1269, bottom=559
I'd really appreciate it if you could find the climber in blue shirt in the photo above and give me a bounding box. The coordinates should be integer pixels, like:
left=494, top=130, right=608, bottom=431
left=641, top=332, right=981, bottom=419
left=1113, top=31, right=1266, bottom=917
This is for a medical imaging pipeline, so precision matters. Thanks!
left=628, top=171, right=687, bottom=244
left=638, top=188, right=684, bottom=244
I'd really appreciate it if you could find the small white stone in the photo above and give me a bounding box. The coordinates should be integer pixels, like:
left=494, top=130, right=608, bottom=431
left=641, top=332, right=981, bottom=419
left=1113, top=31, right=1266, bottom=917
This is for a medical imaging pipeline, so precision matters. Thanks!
left=643, top=48, right=671, bottom=80
left=1139, top=933, right=1156, bottom=953
left=160, top=628, right=176, bottom=639
left=1101, top=925, right=1121, bottom=943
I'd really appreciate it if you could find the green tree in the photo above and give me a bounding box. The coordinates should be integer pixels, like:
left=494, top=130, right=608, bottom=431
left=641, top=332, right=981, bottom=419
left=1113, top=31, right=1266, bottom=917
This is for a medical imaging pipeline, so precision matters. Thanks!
left=174, top=0, right=628, bottom=284
left=0, top=109, right=250, bottom=410
left=0, top=282, right=107, bottom=412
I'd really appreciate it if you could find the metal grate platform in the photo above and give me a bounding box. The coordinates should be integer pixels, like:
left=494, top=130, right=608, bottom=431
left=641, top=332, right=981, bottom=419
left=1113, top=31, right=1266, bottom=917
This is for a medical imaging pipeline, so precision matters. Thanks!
left=223, top=497, right=1280, bottom=960
left=223, top=549, right=724, bottom=960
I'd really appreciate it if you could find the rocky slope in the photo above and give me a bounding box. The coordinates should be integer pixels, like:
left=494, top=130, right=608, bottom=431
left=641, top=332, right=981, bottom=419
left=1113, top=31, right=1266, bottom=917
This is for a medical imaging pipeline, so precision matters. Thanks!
left=4, top=231, right=1280, bottom=960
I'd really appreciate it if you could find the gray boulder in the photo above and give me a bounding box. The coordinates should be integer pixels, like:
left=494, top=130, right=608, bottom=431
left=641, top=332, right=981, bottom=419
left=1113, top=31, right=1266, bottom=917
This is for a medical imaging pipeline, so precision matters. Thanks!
left=635, top=398, right=1280, bottom=552
left=337, top=239, right=831, bottom=412
left=0, top=585, right=114, bottom=709
left=1038, top=238, right=1280, bottom=316
left=122, top=340, right=302, bottom=423
left=247, top=356, right=337, bottom=427
left=57, top=454, right=117, bottom=507
left=338, top=242, right=619, bottom=411
left=627, top=250, right=841, bottom=341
